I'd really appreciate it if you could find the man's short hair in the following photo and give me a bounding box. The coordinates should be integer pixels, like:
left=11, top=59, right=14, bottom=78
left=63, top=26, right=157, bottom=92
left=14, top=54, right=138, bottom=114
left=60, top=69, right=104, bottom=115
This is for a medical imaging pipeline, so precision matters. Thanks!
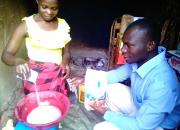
left=126, top=18, right=161, bottom=44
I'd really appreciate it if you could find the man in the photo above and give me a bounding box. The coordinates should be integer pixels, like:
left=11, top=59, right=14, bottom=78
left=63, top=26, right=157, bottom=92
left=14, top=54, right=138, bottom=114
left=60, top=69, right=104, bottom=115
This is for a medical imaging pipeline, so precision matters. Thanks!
left=93, top=18, right=180, bottom=130
left=68, top=19, right=180, bottom=130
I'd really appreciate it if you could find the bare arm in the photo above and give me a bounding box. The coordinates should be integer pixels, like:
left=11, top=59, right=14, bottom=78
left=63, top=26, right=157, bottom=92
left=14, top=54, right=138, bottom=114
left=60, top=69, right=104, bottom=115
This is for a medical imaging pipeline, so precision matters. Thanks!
left=1, top=21, right=27, bottom=66
left=62, top=43, right=70, bottom=66
left=61, top=43, right=71, bottom=78
left=1, top=21, right=30, bottom=79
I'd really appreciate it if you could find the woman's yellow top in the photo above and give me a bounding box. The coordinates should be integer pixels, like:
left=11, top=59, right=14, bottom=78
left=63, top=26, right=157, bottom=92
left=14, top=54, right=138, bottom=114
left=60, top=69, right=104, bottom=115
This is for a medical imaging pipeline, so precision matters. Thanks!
left=23, top=15, right=71, bottom=65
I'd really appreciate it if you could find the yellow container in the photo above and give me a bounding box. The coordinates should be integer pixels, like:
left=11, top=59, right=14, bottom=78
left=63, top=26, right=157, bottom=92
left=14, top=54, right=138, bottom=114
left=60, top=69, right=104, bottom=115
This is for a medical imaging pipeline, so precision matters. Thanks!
left=78, top=84, right=85, bottom=103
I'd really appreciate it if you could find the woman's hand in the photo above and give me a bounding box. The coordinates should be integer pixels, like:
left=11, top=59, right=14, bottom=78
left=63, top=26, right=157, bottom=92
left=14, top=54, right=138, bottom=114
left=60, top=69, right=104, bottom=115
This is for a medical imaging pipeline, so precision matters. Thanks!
left=61, top=64, right=70, bottom=79
left=16, top=63, right=30, bottom=80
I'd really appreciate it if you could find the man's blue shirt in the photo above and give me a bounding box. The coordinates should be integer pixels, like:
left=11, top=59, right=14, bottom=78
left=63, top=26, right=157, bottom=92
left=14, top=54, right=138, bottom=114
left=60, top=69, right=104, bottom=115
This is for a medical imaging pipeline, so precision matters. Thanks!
left=106, top=47, right=180, bottom=130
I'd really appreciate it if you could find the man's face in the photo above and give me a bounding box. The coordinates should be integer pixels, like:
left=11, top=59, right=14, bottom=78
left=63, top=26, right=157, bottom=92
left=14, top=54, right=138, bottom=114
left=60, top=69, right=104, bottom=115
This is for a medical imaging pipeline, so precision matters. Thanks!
left=38, top=0, right=59, bottom=22
left=121, top=27, right=149, bottom=64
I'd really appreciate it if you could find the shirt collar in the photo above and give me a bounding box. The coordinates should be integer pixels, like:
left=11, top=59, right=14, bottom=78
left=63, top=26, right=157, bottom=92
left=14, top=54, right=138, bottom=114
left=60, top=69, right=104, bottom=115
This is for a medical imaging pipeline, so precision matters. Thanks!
left=135, top=46, right=166, bottom=78
left=131, top=63, right=138, bottom=72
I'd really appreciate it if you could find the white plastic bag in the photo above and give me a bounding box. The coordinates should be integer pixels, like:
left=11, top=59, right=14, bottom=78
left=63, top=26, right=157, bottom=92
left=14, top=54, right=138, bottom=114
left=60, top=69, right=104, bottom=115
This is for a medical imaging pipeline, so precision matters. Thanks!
left=84, top=68, right=107, bottom=110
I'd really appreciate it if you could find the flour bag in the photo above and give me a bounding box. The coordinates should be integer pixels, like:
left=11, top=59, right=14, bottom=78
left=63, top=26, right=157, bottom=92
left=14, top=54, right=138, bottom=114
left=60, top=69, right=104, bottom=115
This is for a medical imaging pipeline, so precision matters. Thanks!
left=84, top=68, right=107, bottom=110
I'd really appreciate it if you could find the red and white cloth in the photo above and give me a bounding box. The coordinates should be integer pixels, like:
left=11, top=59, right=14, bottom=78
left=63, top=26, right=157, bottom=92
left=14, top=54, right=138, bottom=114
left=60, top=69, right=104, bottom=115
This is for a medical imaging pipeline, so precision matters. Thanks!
left=24, top=60, right=67, bottom=95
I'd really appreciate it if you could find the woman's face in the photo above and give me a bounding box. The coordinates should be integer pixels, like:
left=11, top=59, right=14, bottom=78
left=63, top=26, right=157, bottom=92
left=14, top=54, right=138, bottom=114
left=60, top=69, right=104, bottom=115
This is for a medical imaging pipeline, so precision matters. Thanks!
left=37, top=0, right=59, bottom=22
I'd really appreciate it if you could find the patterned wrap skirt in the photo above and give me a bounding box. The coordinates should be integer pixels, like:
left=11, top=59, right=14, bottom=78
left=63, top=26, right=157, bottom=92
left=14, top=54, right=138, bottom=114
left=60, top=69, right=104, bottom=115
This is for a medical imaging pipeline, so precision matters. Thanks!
left=23, top=60, right=67, bottom=95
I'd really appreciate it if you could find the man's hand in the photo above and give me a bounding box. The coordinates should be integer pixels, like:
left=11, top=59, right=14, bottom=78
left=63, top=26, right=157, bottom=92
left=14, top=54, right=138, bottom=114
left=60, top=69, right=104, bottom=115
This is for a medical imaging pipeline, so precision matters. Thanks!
left=89, top=100, right=108, bottom=114
left=67, top=77, right=84, bottom=92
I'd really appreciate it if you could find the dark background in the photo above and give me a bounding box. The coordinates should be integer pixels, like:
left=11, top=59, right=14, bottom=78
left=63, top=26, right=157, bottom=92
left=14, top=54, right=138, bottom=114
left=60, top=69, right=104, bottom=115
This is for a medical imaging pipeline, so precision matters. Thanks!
left=22, top=0, right=180, bottom=49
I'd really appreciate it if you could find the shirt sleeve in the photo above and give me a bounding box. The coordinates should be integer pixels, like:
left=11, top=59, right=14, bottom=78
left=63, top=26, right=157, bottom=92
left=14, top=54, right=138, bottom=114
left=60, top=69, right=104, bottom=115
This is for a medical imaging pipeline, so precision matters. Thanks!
left=104, top=78, right=177, bottom=130
left=107, top=64, right=132, bottom=84
left=59, top=19, right=71, bottom=46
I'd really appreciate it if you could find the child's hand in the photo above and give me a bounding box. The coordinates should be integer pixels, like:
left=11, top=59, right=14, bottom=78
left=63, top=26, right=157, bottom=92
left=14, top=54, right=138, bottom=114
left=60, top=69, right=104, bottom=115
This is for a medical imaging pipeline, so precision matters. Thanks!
left=16, top=63, right=30, bottom=80
left=61, top=64, right=70, bottom=79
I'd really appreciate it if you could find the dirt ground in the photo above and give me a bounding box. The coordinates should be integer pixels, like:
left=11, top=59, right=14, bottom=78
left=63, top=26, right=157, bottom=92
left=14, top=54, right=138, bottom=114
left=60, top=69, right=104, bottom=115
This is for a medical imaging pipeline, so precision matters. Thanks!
left=69, top=42, right=108, bottom=78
